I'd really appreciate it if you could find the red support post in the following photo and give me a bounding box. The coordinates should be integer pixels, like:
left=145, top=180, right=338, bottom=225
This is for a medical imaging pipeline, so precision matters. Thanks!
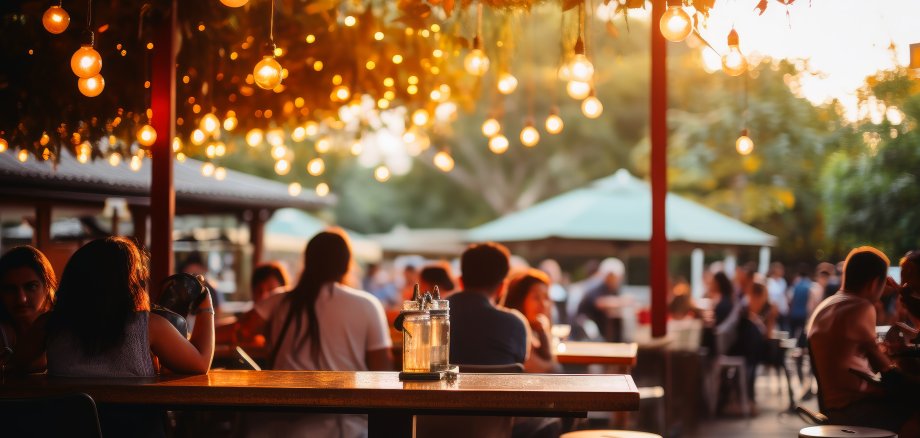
left=149, top=0, right=177, bottom=301
left=34, top=204, right=51, bottom=252
left=650, top=0, right=668, bottom=339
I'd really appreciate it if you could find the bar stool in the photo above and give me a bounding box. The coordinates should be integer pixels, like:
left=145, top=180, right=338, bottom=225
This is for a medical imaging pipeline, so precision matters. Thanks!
left=561, top=430, right=662, bottom=438
left=798, top=426, right=897, bottom=438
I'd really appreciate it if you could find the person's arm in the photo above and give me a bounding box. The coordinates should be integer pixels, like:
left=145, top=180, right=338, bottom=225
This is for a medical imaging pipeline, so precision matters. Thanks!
left=150, top=293, right=214, bottom=374
left=9, top=313, right=49, bottom=373
left=524, top=314, right=558, bottom=373
left=364, top=294, right=394, bottom=371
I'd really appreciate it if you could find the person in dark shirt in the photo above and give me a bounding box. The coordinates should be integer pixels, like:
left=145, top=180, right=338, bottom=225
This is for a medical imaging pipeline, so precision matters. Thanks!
left=576, top=258, right=625, bottom=341
left=448, top=242, right=528, bottom=366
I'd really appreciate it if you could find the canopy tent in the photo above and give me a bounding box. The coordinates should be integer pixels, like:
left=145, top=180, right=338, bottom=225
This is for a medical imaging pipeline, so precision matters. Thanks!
left=468, top=169, right=776, bottom=255
left=367, top=225, right=468, bottom=258
left=265, top=208, right=382, bottom=263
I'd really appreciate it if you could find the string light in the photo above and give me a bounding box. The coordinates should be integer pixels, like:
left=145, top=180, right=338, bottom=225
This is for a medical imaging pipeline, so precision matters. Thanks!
left=721, top=29, right=748, bottom=76
left=191, top=129, right=206, bottom=145
left=581, top=93, right=603, bottom=119
left=220, top=0, right=249, bottom=7
left=270, top=144, right=287, bottom=160
left=202, top=162, right=216, bottom=177
left=172, top=137, right=182, bottom=152
left=565, top=39, right=594, bottom=83
left=108, top=152, right=121, bottom=167
left=200, top=113, right=220, bottom=134
left=433, top=150, right=454, bottom=172
left=315, top=182, right=330, bottom=197
left=274, top=159, right=291, bottom=175
left=736, top=129, right=754, bottom=155
left=660, top=0, right=693, bottom=42
left=566, top=81, right=591, bottom=100
left=291, top=126, right=306, bottom=142
left=412, top=109, right=430, bottom=126
left=545, top=111, right=564, bottom=135
left=288, top=182, right=302, bottom=196
left=350, top=140, right=363, bottom=155
left=266, top=129, right=285, bottom=147
left=331, top=85, right=350, bottom=102
left=71, top=44, right=102, bottom=78
left=129, top=155, right=143, bottom=171
left=42, top=4, right=70, bottom=34
left=246, top=129, right=263, bottom=147
left=254, top=55, right=282, bottom=89
left=374, top=166, right=391, bottom=182
left=464, top=5, right=489, bottom=76
left=18, top=149, right=29, bottom=163
left=520, top=123, right=540, bottom=147
left=482, top=118, right=501, bottom=138
left=315, top=136, right=332, bottom=153
left=307, top=157, right=325, bottom=176
left=497, top=73, right=518, bottom=94
left=137, top=124, right=157, bottom=147
left=77, top=74, right=104, bottom=97
left=488, top=134, right=509, bottom=154
left=215, top=166, right=227, bottom=180
left=0, top=138, right=7, bottom=153
left=223, top=115, right=238, bottom=131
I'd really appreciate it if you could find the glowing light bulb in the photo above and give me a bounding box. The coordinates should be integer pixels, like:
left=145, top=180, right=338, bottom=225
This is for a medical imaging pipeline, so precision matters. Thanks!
left=215, top=166, right=227, bottom=180
left=200, top=113, right=220, bottom=134
left=76, top=74, right=104, bottom=97
left=332, top=85, right=351, bottom=102
left=736, top=130, right=754, bottom=155
left=71, top=45, right=102, bottom=78
left=304, top=121, right=319, bottom=137
left=76, top=142, right=91, bottom=162
left=433, top=151, right=454, bottom=172
left=108, top=152, right=121, bottom=167
left=271, top=145, right=287, bottom=160
left=175, top=152, right=186, bottom=162
left=215, top=142, right=226, bottom=156
left=497, top=73, right=518, bottom=94
left=253, top=55, right=282, bottom=89
left=307, top=157, right=325, bottom=176
left=191, top=129, right=206, bottom=146
left=464, top=48, right=490, bottom=76
left=246, top=129, right=263, bottom=147
left=520, top=124, right=540, bottom=147
left=43, top=6, right=70, bottom=34
left=374, top=166, right=391, bottom=182
left=274, top=159, right=291, bottom=175
left=266, top=129, right=284, bottom=147
left=288, top=182, right=302, bottom=196
left=489, top=135, right=509, bottom=154
left=567, top=54, right=595, bottom=83
left=172, top=137, right=182, bottom=152
left=315, top=137, right=332, bottom=153
left=137, top=124, right=157, bottom=147
left=545, top=113, right=564, bottom=134
left=17, top=149, right=29, bottom=162
left=0, top=138, right=7, bottom=153
left=316, top=182, right=330, bottom=197
left=567, top=81, right=591, bottom=100
left=350, top=140, right=363, bottom=155
left=412, top=109, right=430, bottom=126
left=482, top=118, right=501, bottom=138
left=220, top=0, right=249, bottom=7
left=202, top=162, right=216, bottom=177
left=223, top=116, right=238, bottom=131
left=721, top=29, right=748, bottom=76
left=129, top=155, right=143, bottom=171
left=582, top=96, right=603, bottom=119
left=660, top=2, right=693, bottom=42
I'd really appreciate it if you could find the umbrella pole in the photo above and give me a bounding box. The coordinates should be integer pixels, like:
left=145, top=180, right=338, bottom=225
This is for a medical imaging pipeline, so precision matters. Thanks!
left=650, top=0, right=668, bottom=339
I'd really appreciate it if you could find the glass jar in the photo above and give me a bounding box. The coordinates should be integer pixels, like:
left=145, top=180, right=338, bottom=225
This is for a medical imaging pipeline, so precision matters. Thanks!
left=429, top=300, right=450, bottom=372
left=400, top=308, right=431, bottom=373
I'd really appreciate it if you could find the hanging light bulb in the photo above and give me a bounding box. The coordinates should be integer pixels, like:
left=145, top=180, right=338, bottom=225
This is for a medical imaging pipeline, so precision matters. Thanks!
left=565, top=38, right=594, bottom=83
left=545, top=111, right=564, bottom=135
left=304, top=121, right=319, bottom=137
left=497, top=73, right=518, bottom=94
left=464, top=36, right=490, bottom=76
left=108, top=152, right=122, bottom=167
left=246, top=129, right=264, bottom=147
left=191, top=129, right=206, bottom=146
left=307, top=157, right=325, bottom=176
left=17, top=149, right=29, bottom=163
left=315, top=137, right=332, bottom=154
left=172, top=137, right=182, bottom=152
left=137, top=124, right=157, bottom=147
left=254, top=55, right=282, bottom=89
left=71, top=43, right=102, bottom=79
left=374, top=166, right=391, bottom=182
left=220, top=0, right=249, bottom=7
left=223, top=113, right=238, bottom=131
left=412, top=109, right=430, bottom=126
left=266, top=129, right=285, bottom=147
left=77, top=74, right=105, bottom=97
left=201, top=162, right=216, bottom=177
left=660, top=0, right=693, bottom=42
left=582, top=93, right=604, bottom=119
left=0, top=138, right=7, bottom=153
left=129, top=155, right=143, bottom=171
left=488, top=134, right=510, bottom=154
left=736, top=129, right=754, bottom=155
left=270, top=144, right=287, bottom=160
left=200, top=113, right=220, bottom=134
left=433, top=151, right=455, bottom=172
left=520, top=123, right=540, bottom=147
left=482, top=118, right=501, bottom=138
left=274, top=159, right=291, bottom=175
left=214, top=166, right=227, bottom=180
left=721, top=29, right=748, bottom=77
left=288, top=182, right=302, bottom=196
left=331, top=85, right=351, bottom=102
left=315, top=182, right=330, bottom=197
left=350, top=140, right=363, bottom=156
left=567, top=81, right=591, bottom=100
left=43, top=4, right=70, bottom=34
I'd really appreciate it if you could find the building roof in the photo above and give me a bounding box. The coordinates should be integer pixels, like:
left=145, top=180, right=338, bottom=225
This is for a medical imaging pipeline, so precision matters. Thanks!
left=0, top=151, right=331, bottom=212
left=468, top=169, right=776, bottom=248
left=264, top=208, right=382, bottom=262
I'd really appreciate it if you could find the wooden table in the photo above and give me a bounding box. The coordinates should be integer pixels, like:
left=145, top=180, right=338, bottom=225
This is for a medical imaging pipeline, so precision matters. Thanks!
left=555, top=342, right=638, bottom=368
left=1, top=370, right=639, bottom=437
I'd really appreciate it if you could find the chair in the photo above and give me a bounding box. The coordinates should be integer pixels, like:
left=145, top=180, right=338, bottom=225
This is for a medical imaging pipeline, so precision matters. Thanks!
left=415, top=363, right=524, bottom=438
left=704, top=303, right=749, bottom=417
left=0, top=392, right=102, bottom=437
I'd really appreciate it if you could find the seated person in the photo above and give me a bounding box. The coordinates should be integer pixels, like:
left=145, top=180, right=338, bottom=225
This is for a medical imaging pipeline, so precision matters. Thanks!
left=13, top=237, right=214, bottom=437
left=0, top=246, right=56, bottom=352
left=501, top=269, right=561, bottom=373
left=448, top=242, right=528, bottom=366
left=251, top=262, right=289, bottom=304
left=419, top=262, right=456, bottom=297
left=576, top=257, right=625, bottom=341
left=807, top=246, right=920, bottom=435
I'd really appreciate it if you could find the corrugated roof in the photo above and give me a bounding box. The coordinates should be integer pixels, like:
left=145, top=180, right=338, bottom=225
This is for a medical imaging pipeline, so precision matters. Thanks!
left=0, top=150, right=332, bottom=211
left=468, top=169, right=776, bottom=247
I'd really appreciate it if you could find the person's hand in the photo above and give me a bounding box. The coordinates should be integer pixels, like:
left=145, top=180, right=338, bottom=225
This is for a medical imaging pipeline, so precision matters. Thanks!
left=532, top=313, right=551, bottom=334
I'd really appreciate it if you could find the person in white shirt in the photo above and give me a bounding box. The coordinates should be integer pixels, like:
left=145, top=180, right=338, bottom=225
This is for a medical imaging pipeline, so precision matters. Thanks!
left=766, top=262, right=789, bottom=331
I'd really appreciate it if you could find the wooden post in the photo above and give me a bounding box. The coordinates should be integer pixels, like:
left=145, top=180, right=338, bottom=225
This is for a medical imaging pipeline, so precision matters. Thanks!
left=34, top=204, right=51, bottom=252
left=249, top=209, right=270, bottom=266
left=150, top=0, right=177, bottom=300
left=650, top=0, right=668, bottom=339
left=129, top=205, right=150, bottom=249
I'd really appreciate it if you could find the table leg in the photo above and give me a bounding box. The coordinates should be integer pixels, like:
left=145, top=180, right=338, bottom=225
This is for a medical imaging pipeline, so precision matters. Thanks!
left=611, top=364, right=630, bottom=429
left=368, top=411, right=414, bottom=438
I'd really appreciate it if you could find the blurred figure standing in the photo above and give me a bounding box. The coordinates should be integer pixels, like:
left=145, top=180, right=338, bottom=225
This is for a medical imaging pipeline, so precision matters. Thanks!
left=766, top=262, right=789, bottom=332
left=576, top=258, right=625, bottom=342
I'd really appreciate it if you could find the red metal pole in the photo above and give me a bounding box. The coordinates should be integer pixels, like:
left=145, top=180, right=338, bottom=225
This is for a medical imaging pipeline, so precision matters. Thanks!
left=650, top=0, right=668, bottom=339
left=150, top=0, right=177, bottom=300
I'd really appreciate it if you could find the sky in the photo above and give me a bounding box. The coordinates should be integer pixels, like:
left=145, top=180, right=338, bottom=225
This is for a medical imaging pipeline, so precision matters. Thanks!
left=694, top=0, right=920, bottom=120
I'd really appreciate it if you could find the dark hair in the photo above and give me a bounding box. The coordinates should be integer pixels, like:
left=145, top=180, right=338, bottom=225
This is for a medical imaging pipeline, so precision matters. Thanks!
left=460, top=242, right=510, bottom=291
left=284, top=228, right=352, bottom=361
left=842, top=247, right=889, bottom=293
left=900, top=250, right=920, bottom=288
left=713, top=271, right=733, bottom=300
left=251, top=262, right=289, bottom=292
left=0, top=246, right=57, bottom=323
left=501, top=269, right=550, bottom=314
left=178, top=254, right=206, bottom=273
left=420, top=263, right=455, bottom=292
left=47, top=237, right=150, bottom=355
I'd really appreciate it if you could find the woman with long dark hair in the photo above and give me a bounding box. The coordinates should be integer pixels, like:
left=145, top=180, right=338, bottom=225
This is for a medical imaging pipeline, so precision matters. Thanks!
left=233, top=229, right=392, bottom=437
left=0, top=246, right=56, bottom=351
left=501, top=269, right=560, bottom=373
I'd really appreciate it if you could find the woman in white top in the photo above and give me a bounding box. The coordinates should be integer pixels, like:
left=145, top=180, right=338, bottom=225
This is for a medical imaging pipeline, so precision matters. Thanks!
left=235, top=228, right=393, bottom=438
